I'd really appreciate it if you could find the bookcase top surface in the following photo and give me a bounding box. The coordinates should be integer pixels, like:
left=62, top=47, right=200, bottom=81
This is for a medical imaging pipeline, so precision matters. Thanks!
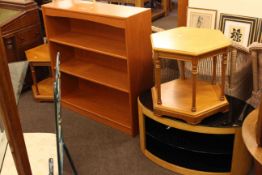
left=42, top=1, right=150, bottom=19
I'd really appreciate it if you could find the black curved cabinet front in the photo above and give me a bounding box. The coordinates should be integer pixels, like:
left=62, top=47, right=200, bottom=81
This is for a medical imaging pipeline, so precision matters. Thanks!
left=145, top=116, right=234, bottom=172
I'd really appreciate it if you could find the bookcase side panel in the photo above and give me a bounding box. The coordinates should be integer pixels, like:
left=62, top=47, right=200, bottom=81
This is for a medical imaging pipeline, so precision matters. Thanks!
left=125, top=10, right=153, bottom=135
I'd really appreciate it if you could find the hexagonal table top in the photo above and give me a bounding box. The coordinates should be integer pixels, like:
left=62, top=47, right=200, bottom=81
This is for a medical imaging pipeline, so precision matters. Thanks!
left=151, top=27, right=231, bottom=56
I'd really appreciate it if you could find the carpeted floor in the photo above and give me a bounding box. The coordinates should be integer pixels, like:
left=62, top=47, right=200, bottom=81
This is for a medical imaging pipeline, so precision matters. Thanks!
left=18, top=90, right=178, bottom=175
left=152, top=3, right=177, bottom=29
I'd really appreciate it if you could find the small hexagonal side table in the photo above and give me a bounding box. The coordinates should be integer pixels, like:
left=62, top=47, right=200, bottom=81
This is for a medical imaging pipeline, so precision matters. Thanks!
left=25, top=43, right=54, bottom=102
left=151, top=27, right=232, bottom=124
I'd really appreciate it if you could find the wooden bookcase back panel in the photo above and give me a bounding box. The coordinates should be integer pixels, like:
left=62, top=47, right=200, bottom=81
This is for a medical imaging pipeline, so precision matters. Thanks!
left=45, top=16, right=127, bottom=59
left=42, top=7, right=127, bottom=29
left=70, top=19, right=125, bottom=43
left=49, top=41, right=75, bottom=68
left=49, top=42, right=129, bottom=92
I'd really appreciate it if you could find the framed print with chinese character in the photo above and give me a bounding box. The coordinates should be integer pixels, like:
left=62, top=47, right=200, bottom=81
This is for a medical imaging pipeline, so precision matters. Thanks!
left=219, top=14, right=259, bottom=47
left=187, top=7, right=217, bottom=29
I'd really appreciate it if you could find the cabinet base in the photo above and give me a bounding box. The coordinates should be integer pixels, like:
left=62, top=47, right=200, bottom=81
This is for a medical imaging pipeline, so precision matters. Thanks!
left=138, top=91, right=252, bottom=175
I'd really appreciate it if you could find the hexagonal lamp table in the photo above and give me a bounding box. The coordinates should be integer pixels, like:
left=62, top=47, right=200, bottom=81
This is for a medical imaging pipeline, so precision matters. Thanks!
left=151, top=27, right=232, bottom=124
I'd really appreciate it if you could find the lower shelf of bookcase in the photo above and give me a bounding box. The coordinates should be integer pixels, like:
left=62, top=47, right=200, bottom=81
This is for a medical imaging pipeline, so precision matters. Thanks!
left=61, top=73, right=135, bottom=135
left=62, top=99, right=133, bottom=135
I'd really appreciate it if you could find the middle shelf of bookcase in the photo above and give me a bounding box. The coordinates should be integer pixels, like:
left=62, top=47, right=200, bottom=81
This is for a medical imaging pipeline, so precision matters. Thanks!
left=50, top=42, right=129, bottom=93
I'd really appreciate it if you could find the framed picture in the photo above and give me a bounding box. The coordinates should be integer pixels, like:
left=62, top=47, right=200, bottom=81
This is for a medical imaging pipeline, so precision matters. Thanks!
left=187, top=7, right=217, bottom=29
left=219, top=14, right=259, bottom=47
left=257, top=19, right=262, bottom=42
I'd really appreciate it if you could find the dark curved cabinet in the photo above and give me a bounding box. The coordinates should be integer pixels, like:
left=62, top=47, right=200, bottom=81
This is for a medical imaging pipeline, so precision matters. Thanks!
left=145, top=116, right=233, bottom=172
left=138, top=91, right=252, bottom=175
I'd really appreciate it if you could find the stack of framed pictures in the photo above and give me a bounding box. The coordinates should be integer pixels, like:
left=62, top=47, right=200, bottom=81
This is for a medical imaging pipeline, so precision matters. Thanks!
left=187, top=7, right=262, bottom=47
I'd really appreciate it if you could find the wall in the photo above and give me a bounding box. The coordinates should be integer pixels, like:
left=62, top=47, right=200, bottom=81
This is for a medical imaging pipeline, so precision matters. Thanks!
left=189, top=0, right=262, bottom=26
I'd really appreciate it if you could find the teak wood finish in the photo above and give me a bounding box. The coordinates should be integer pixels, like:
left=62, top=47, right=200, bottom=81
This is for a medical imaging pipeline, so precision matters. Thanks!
left=138, top=97, right=252, bottom=175
left=242, top=108, right=262, bottom=175
left=25, top=43, right=54, bottom=101
left=0, top=35, right=32, bottom=174
left=151, top=79, right=229, bottom=124
left=242, top=92, right=262, bottom=175
left=151, top=27, right=231, bottom=124
left=257, top=95, right=262, bottom=146
left=177, top=0, right=188, bottom=26
left=42, top=1, right=153, bottom=136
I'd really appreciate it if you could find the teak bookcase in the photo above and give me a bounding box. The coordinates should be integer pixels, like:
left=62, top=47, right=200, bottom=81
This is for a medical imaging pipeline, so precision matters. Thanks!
left=42, top=1, right=153, bottom=136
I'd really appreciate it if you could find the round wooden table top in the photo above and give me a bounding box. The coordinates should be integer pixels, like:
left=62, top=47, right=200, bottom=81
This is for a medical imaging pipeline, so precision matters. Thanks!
left=242, top=109, right=262, bottom=164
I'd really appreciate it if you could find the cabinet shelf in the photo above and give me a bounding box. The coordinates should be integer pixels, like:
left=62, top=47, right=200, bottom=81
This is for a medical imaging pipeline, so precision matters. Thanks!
left=146, top=132, right=232, bottom=155
left=61, top=59, right=129, bottom=93
left=138, top=92, right=252, bottom=174
left=49, top=32, right=127, bottom=59
left=145, top=117, right=234, bottom=155
left=146, top=134, right=232, bottom=172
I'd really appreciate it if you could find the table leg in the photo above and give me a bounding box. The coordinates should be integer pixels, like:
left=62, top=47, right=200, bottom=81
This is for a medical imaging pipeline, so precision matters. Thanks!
left=162, top=0, right=169, bottom=16
left=220, top=52, right=227, bottom=100
left=30, top=64, right=39, bottom=95
left=212, top=56, right=217, bottom=84
left=229, top=48, right=237, bottom=89
left=251, top=50, right=258, bottom=92
left=154, top=52, right=162, bottom=104
left=178, top=61, right=185, bottom=80
left=191, top=60, right=198, bottom=112
left=135, top=0, right=144, bottom=7
left=48, top=66, right=52, bottom=78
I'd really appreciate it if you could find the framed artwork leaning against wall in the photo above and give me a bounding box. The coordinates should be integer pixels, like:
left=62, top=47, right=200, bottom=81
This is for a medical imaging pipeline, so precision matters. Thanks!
left=219, top=14, right=259, bottom=47
left=257, top=19, right=262, bottom=42
left=187, top=7, right=217, bottom=29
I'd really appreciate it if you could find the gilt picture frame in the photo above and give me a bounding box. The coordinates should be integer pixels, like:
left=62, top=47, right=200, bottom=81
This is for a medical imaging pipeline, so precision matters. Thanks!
left=219, top=14, right=259, bottom=47
left=187, top=7, right=217, bottom=29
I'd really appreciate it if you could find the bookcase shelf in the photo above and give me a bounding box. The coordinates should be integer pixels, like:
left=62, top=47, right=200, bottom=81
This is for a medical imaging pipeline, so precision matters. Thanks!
left=43, top=2, right=153, bottom=135
left=44, top=15, right=127, bottom=59
left=61, top=58, right=129, bottom=93
left=49, top=32, right=127, bottom=59
left=61, top=74, right=131, bottom=131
